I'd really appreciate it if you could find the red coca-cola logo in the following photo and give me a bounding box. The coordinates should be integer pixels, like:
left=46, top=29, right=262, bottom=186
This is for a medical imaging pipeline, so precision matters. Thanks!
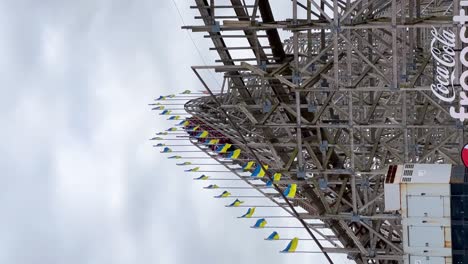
left=462, top=143, right=468, bottom=167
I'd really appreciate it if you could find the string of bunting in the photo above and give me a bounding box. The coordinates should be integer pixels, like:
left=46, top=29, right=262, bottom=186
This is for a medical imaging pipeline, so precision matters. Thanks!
left=150, top=91, right=312, bottom=254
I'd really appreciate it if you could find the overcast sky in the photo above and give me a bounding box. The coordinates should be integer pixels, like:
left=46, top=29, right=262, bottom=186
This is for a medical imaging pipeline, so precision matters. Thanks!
left=0, top=1, right=351, bottom=263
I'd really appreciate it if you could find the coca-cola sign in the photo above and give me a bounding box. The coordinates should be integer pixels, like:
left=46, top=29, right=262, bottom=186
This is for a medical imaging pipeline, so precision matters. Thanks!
left=430, top=10, right=468, bottom=122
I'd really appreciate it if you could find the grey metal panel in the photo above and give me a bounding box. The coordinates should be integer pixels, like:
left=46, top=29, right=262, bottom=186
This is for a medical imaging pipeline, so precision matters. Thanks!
left=397, top=164, right=452, bottom=184
left=408, top=255, right=445, bottom=264
left=408, top=226, right=444, bottom=248
left=406, top=184, right=451, bottom=196
left=407, top=196, right=444, bottom=218
left=384, top=183, right=401, bottom=211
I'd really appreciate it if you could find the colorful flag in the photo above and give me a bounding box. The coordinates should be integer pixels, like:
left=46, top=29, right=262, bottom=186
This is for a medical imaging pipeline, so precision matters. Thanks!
left=156, top=96, right=166, bottom=101
left=161, top=147, right=172, bottom=153
left=157, top=132, right=168, bottom=135
left=227, top=199, right=244, bottom=207
left=216, top=143, right=232, bottom=153
left=273, top=173, right=282, bottom=181
left=155, top=143, right=165, bottom=147
left=194, top=175, right=209, bottom=180
left=168, top=116, right=181, bottom=120
left=228, top=149, right=241, bottom=159
left=206, top=139, right=220, bottom=145
left=281, top=238, right=299, bottom=253
left=167, top=127, right=177, bottom=131
left=168, top=155, right=182, bottom=159
left=150, top=137, right=163, bottom=140
left=266, top=231, right=280, bottom=240
left=252, top=218, right=267, bottom=228
left=204, top=184, right=219, bottom=189
left=215, top=191, right=231, bottom=198
left=167, top=94, right=176, bottom=98
left=181, top=90, right=191, bottom=94
left=251, top=165, right=268, bottom=177
left=283, top=184, right=297, bottom=198
left=152, top=106, right=164, bottom=110
left=160, top=110, right=171, bottom=115
left=242, top=161, right=255, bottom=171
left=178, top=120, right=190, bottom=127
left=266, top=173, right=281, bottom=187
left=190, top=125, right=200, bottom=131
left=196, top=130, right=209, bottom=138
left=177, top=162, right=192, bottom=166
left=241, top=207, right=256, bottom=218
left=185, top=167, right=200, bottom=172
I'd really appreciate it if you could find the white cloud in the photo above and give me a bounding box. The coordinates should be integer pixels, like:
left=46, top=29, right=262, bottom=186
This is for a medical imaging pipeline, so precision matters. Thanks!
left=41, top=25, right=66, bottom=71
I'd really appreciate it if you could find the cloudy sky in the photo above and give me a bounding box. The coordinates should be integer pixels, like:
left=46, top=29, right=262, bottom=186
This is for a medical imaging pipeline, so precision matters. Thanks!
left=0, top=1, right=351, bottom=263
